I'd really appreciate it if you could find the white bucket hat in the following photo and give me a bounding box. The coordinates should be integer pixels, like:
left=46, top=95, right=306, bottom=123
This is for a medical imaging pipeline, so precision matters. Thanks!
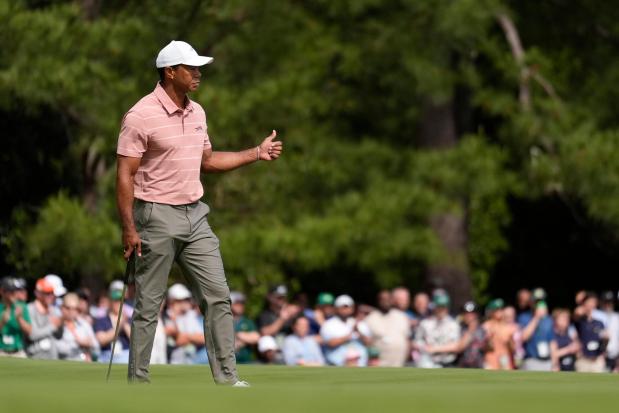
left=156, top=40, right=213, bottom=68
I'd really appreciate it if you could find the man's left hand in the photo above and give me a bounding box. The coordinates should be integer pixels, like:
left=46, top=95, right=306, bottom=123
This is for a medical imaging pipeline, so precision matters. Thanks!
left=258, top=130, right=283, bottom=161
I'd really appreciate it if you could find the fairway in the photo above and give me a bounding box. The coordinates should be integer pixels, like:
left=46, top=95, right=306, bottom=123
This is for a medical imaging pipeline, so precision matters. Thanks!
left=2, top=359, right=618, bottom=413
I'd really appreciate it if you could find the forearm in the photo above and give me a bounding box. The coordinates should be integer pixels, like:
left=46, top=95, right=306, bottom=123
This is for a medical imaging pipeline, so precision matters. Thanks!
left=29, top=324, right=57, bottom=341
left=521, top=318, right=540, bottom=342
left=237, top=331, right=260, bottom=345
left=116, top=173, right=136, bottom=231
left=17, top=318, right=31, bottom=336
left=260, top=318, right=286, bottom=336
left=201, top=148, right=259, bottom=173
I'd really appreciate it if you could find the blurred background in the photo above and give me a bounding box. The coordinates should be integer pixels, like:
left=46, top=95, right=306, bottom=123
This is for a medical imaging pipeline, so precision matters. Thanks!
left=2, top=0, right=619, bottom=315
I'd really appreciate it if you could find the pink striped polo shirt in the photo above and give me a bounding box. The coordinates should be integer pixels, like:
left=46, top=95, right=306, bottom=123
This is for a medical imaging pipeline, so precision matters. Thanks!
left=117, top=83, right=211, bottom=205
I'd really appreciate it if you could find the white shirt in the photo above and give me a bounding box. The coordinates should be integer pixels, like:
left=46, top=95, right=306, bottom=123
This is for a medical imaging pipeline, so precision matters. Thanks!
left=320, top=316, right=370, bottom=342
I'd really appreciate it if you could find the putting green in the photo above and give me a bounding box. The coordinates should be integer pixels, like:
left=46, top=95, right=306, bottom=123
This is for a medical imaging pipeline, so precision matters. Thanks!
left=2, top=358, right=618, bottom=413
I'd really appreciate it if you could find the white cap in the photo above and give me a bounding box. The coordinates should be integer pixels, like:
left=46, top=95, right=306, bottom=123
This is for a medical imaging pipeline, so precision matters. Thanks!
left=44, top=274, right=67, bottom=297
left=230, top=291, right=246, bottom=304
left=109, top=280, right=124, bottom=292
left=167, top=283, right=192, bottom=301
left=156, top=40, right=213, bottom=68
left=258, top=335, right=278, bottom=353
left=334, top=294, right=354, bottom=308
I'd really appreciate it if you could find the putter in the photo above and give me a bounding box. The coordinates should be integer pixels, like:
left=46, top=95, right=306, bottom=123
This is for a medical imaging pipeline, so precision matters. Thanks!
left=106, top=253, right=134, bottom=382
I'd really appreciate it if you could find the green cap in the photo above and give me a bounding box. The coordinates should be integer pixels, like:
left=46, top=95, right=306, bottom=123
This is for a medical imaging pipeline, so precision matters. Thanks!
left=433, top=294, right=450, bottom=307
left=317, top=292, right=335, bottom=306
left=109, top=289, right=124, bottom=301
left=486, top=298, right=505, bottom=311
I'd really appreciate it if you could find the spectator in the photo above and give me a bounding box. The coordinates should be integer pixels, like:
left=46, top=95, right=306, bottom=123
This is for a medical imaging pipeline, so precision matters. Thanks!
left=456, top=302, right=488, bottom=368
left=258, top=335, right=283, bottom=364
left=308, top=292, right=335, bottom=335
left=150, top=301, right=168, bottom=365
left=257, top=285, right=300, bottom=338
left=412, top=292, right=431, bottom=322
left=574, top=290, right=607, bottom=326
left=164, top=283, right=206, bottom=364
left=56, top=293, right=99, bottom=361
left=516, top=288, right=532, bottom=316
left=0, top=277, right=32, bottom=357
left=230, top=291, right=260, bottom=364
left=574, top=292, right=607, bottom=373
left=44, top=274, right=67, bottom=308
left=517, top=288, right=554, bottom=371
left=392, top=287, right=415, bottom=320
left=90, top=293, right=110, bottom=320
left=75, top=288, right=93, bottom=326
left=503, top=305, right=524, bottom=367
left=414, top=293, right=460, bottom=368
left=600, top=291, right=619, bottom=372
left=483, top=299, right=517, bottom=370
left=26, top=278, right=62, bottom=359
left=283, top=316, right=325, bottom=366
left=425, top=301, right=487, bottom=369
left=13, top=278, right=28, bottom=303
left=550, top=308, right=579, bottom=372
left=320, top=295, right=370, bottom=367
left=364, top=290, right=410, bottom=367
left=93, top=284, right=131, bottom=363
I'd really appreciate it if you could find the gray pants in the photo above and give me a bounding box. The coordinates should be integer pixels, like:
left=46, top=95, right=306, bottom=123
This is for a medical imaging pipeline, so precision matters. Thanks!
left=128, top=200, right=238, bottom=384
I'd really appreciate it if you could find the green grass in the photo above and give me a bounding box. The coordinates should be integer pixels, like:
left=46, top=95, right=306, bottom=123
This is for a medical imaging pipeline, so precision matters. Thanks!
left=2, top=358, right=619, bottom=413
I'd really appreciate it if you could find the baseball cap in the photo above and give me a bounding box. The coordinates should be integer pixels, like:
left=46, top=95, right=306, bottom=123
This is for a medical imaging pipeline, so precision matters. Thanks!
left=44, top=274, right=67, bottom=297
left=168, top=283, right=192, bottom=301
left=601, top=290, right=615, bottom=303
left=257, top=335, right=278, bottom=353
left=230, top=291, right=246, bottom=304
left=486, top=298, right=505, bottom=311
left=433, top=294, right=450, bottom=308
left=1, top=277, right=18, bottom=291
left=14, top=277, right=26, bottom=290
left=317, top=292, right=335, bottom=306
left=35, top=278, right=55, bottom=294
left=269, top=285, right=288, bottom=297
left=156, top=40, right=213, bottom=68
left=109, top=280, right=124, bottom=292
left=462, top=301, right=477, bottom=313
left=532, top=288, right=547, bottom=301
left=334, top=294, right=354, bottom=308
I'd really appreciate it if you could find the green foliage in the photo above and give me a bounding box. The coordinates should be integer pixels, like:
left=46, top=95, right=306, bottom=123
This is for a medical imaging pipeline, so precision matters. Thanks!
left=4, top=193, right=124, bottom=284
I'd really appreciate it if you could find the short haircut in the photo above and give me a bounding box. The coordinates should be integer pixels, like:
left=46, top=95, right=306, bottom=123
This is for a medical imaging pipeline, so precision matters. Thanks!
left=158, top=65, right=180, bottom=83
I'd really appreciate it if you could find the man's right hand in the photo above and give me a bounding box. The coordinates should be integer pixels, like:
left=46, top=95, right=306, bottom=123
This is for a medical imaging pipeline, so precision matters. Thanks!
left=122, top=227, right=142, bottom=260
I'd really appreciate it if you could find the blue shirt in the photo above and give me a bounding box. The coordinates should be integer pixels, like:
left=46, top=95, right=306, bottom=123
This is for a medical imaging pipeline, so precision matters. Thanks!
left=93, top=316, right=130, bottom=351
left=282, top=335, right=325, bottom=366
left=517, top=312, right=554, bottom=359
left=553, top=329, right=576, bottom=371
left=576, top=318, right=605, bottom=358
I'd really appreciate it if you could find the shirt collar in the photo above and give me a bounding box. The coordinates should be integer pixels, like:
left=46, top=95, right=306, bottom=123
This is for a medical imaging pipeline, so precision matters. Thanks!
left=154, top=82, right=194, bottom=114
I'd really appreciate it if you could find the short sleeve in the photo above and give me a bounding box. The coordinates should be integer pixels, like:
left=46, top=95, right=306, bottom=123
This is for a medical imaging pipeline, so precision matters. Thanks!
left=20, top=303, right=31, bottom=323
left=117, top=111, right=148, bottom=158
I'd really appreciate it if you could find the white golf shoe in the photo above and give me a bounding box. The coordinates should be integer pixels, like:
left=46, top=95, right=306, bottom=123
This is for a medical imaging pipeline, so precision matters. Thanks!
left=232, top=380, right=251, bottom=388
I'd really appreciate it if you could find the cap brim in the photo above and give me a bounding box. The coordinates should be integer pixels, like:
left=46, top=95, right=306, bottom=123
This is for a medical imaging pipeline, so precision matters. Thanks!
left=185, top=56, right=213, bottom=66
left=54, top=286, right=68, bottom=297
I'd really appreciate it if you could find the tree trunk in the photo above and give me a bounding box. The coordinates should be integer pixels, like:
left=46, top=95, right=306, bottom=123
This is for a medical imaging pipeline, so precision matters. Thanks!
left=418, top=100, right=473, bottom=310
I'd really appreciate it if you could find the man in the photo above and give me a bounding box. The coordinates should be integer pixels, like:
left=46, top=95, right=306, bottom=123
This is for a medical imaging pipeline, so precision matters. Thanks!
left=26, top=278, right=62, bottom=359
left=414, top=293, right=460, bottom=368
left=364, top=290, right=410, bottom=367
left=600, top=291, right=619, bottom=372
left=412, top=292, right=431, bottom=323
left=392, top=287, right=415, bottom=320
left=257, top=285, right=300, bottom=338
left=424, top=301, right=488, bottom=369
left=94, top=283, right=132, bottom=363
left=230, top=291, right=259, bottom=364
left=307, top=292, right=335, bottom=335
left=164, top=283, right=206, bottom=364
left=483, top=299, right=517, bottom=370
left=320, top=295, right=370, bottom=367
left=516, top=288, right=532, bottom=316
left=116, top=40, right=282, bottom=385
left=574, top=292, right=607, bottom=373
left=282, top=316, right=325, bottom=366
left=517, top=288, right=554, bottom=371
left=0, top=277, right=31, bottom=357
left=56, top=293, right=99, bottom=361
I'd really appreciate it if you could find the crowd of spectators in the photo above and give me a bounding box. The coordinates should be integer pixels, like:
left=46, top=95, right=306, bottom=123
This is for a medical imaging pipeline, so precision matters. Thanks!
left=1, top=275, right=618, bottom=373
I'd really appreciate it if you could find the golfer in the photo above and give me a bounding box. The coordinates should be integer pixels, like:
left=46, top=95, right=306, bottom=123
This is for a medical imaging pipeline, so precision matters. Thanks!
left=116, top=40, right=282, bottom=386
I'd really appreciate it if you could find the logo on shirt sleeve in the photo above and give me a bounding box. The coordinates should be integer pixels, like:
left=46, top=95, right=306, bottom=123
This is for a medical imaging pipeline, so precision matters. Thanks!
left=195, top=126, right=204, bottom=132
